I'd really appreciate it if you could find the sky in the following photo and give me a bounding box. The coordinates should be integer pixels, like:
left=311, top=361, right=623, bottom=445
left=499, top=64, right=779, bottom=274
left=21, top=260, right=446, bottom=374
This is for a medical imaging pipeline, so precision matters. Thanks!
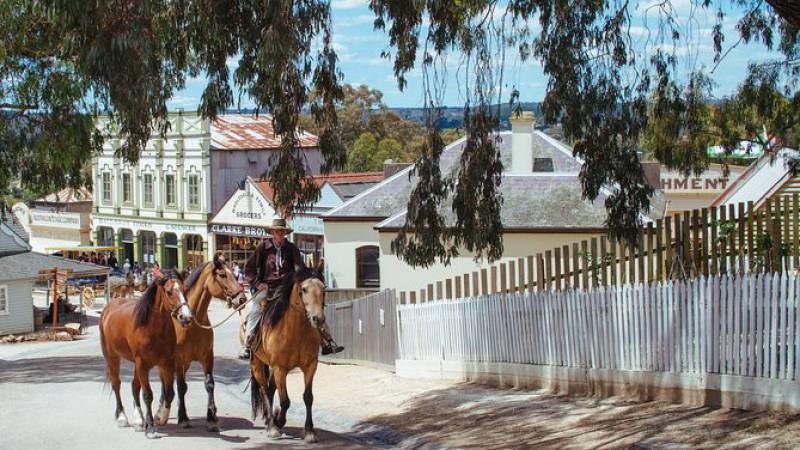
left=167, top=0, right=779, bottom=111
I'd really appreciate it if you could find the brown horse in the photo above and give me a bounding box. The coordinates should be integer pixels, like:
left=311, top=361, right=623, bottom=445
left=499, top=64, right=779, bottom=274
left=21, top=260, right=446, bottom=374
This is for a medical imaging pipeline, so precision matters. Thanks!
left=250, top=263, right=326, bottom=443
left=169, top=254, right=246, bottom=431
left=99, top=276, right=193, bottom=438
left=108, top=272, right=135, bottom=300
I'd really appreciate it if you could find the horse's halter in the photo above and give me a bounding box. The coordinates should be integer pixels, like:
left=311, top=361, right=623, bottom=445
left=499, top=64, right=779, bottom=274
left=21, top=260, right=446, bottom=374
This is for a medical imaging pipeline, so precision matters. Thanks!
left=213, top=267, right=246, bottom=306
left=162, top=279, right=190, bottom=321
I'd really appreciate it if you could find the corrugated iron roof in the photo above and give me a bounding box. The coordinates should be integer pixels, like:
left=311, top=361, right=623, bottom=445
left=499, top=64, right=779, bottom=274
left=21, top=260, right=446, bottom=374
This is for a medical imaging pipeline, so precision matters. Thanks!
left=210, top=114, right=319, bottom=150
left=36, top=187, right=93, bottom=204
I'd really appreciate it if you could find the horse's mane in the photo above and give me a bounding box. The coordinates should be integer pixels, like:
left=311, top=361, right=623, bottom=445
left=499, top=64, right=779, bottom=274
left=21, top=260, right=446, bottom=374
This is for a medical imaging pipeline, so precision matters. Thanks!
left=183, top=262, right=210, bottom=292
left=262, top=267, right=324, bottom=329
left=133, top=277, right=169, bottom=328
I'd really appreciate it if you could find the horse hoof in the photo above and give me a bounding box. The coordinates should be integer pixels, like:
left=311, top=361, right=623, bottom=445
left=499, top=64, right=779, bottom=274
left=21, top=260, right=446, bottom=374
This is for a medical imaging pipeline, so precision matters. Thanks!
left=145, top=431, right=160, bottom=440
left=206, top=422, right=220, bottom=432
left=116, top=413, right=129, bottom=428
left=267, top=427, right=282, bottom=439
left=303, top=431, right=318, bottom=444
left=179, top=420, right=192, bottom=429
left=155, top=406, right=170, bottom=426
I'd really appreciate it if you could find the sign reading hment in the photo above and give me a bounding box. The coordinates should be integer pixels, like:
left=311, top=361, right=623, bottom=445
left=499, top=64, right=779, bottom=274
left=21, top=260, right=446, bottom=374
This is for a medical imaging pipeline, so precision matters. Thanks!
left=660, top=166, right=746, bottom=194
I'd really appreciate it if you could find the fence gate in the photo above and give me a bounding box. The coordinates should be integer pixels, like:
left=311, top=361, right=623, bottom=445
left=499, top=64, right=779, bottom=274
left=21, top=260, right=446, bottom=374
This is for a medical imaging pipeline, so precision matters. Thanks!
left=324, top=289, right=398, bottom=367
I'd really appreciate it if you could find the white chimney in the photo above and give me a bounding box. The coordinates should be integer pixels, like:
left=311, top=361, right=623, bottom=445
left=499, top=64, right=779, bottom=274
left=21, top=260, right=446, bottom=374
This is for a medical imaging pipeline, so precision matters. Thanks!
left=510, top=111, right=535, bottom=174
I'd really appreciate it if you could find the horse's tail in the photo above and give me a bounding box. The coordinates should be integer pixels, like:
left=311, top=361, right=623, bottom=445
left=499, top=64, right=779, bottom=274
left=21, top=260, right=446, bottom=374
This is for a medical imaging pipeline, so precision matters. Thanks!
left=250, top=362, right=268, bottom=420
left=98, top=310, right=111, bottom=389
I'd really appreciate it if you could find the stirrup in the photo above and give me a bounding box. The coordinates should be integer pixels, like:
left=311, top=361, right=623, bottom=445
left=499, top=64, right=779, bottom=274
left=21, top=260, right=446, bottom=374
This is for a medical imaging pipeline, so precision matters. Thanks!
left=238, top=347, right=251, bottom=360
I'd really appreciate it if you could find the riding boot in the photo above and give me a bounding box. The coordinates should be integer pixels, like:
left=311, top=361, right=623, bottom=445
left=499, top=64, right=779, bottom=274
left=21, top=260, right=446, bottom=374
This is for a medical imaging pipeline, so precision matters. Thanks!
left=318, top=325, right=344, bottom=355
left=238, top=334, right=255, bottom=360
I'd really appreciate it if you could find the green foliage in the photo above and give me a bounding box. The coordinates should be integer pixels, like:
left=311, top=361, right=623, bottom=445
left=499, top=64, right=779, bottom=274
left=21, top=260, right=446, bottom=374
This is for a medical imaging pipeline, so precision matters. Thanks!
left=3, top=0, right=800, bottom=269
left=302, top=84, right=423, bottom=167
left=347, top=132, right=379, bottom=172
left=1, top=0, right=345, bottom=217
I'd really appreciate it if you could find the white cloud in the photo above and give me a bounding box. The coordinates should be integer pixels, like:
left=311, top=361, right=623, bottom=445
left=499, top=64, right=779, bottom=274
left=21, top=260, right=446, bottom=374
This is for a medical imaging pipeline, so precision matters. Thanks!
left=332, top=0, right=368, bottom=10
left=335, top=14, right=375, bottom=28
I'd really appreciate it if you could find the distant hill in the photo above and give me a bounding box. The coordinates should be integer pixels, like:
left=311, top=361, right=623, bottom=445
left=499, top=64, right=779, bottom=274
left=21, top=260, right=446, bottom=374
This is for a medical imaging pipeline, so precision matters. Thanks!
left=229, top=101, right=546, bottom=130
left=390, top=102, right=544, bottom=130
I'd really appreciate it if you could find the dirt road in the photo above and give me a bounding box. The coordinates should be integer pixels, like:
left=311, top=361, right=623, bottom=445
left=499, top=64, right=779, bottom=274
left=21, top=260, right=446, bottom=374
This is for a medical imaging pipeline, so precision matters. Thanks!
left=2, top=299, right=799, bottom=449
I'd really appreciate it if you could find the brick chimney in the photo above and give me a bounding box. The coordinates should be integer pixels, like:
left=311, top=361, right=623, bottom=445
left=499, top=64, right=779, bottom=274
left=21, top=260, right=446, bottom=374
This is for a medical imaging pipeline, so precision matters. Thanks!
left=510, top=111, right=535, bottom=174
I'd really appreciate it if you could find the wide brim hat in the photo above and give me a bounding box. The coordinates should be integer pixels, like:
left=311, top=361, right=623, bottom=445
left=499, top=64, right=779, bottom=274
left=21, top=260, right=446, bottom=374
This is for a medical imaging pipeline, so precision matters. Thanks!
left=267, top=218, right=293, bottom=233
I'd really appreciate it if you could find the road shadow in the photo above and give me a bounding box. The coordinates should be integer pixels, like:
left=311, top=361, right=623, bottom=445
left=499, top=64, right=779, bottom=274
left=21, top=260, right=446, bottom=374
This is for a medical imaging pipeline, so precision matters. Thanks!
left=342, top=383, right=800, bottom=449
left=0, top=355, right=251, bottom=384
left=233, top=425, right=370, bottom=449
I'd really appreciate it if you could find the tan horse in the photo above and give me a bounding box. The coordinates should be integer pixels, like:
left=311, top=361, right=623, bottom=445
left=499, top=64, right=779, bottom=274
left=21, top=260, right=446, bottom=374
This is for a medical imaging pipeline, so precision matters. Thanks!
left=99, top=276, right=192, bottom=438
left=169, top=254, right=246, bottom=431
left=250, top=263, right=326, bottom=443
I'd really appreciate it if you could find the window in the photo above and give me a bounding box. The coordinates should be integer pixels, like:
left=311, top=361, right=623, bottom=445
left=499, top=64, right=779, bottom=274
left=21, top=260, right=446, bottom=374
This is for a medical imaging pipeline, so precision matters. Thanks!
left=533, top=158, right=554, bottom=172
left=356, top=246, right=380, bottom=288
left=122, top=173, right=132, bottom=203
left=0, top=285, right=8, bottom=315
left=165, top=174, right=176, bottom=206
left=143, top=173, right=153, bottom=205
left=187, top=174, right=199, bottom=208
left=102, top=173, right=112, bottom=204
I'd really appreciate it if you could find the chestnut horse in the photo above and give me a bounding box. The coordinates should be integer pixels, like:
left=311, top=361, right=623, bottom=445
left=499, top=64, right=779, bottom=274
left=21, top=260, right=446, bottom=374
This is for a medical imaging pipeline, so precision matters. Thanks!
left=169, top=254, right=246, bottom=431
left=99, top=276, right=193, bottom=438
left=250, top=263, right=326, bottom=443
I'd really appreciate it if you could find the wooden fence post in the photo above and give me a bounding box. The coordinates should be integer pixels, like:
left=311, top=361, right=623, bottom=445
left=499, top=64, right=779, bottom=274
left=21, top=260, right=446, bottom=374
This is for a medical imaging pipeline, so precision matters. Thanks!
left=499, top=263, right=508, bottom=293
left=508, top=262, right=516, bottom=293
left=527, top=255, right=535, bottom=292
left=553, top=248, right=562, bottom=291
left=545, top=250, right=553, bottom=291
left=454, top=276, right=461, bottom=299
left=572, top=242, right=580, bottom=289
left=490, top=266, right=498, bottom=294
left=445, top=278, right=453, bottom=300
left=517, top=257, right=525, bottom=293
left=590, top=237, right=599, bottom=288
left=536, top=253, right=545, bottom=292
left=409, top=291, right=416, bottom=304
left=427, top=283, right=434, bottom=302
left=581, top=240, right=589, bottom=290
left=436, top=281, right=443, bottom=300
left=600, top=236, right=609, bottom=287
left=480, top=269, right=488, bottom=295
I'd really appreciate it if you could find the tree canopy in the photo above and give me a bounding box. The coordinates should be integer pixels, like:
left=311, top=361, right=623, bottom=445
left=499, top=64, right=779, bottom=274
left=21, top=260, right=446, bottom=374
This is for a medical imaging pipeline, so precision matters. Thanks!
left=1, top=0, right=799, bottom=267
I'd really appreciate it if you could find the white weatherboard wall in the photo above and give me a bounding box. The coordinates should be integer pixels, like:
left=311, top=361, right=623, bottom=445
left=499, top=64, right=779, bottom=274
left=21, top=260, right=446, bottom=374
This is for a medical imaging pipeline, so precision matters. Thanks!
left=0, top=281, right=34, bottom=336
left=396, top=272, right=800, bottom=412
left=324, top=220, right=379, bottom=288
left=377, top=232, right=603, bottom=293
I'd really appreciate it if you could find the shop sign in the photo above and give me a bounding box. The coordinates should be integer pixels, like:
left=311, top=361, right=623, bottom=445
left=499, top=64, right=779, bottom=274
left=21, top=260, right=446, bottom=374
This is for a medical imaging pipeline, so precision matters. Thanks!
left=660, top=167, right=744, bottom=193
left=291, top=215, right=324, bottom=235
left=31, top=210, right=85, bottom=229
left=94, top=216, right=207, bottom=236
left=210, top=223, right=270, bottom=238
left=212, top=183, right=276, bottom=227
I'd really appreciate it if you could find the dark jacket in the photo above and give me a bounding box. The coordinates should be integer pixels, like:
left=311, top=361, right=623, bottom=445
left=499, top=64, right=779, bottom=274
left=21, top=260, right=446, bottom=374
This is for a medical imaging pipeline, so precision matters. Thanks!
left=244, top=238, right=306, bottom=288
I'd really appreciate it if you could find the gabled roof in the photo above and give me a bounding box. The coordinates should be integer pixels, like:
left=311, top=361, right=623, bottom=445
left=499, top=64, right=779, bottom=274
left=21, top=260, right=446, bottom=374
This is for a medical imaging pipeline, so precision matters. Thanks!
left=1, top=207, right=29, bottom=244
left=35, top=187, right=92, bottom=204
left=210, top=114, right=319, bottom=150
left=0, top=251, right=110, bottom=282
left=711, top=149, right=798, bottom=208
left=323, top=131, right=618, bottom=231
left=0, top=222, right=32, bottom=257
left=254, top=172, right=384, bottom=205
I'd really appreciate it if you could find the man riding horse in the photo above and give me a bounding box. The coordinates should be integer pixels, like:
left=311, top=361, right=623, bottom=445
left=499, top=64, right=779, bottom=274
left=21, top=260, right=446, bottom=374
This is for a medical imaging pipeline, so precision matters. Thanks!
left=239, top=218, right=344, bottom=360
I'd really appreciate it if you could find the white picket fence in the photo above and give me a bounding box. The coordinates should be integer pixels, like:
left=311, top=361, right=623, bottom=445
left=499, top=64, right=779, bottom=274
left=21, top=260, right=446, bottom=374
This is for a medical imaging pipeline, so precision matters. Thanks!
left=398, top=272, right=800, bottom=381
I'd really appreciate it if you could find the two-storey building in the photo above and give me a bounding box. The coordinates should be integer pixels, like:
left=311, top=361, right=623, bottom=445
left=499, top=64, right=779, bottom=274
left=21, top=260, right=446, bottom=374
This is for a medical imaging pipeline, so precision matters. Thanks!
left=91, top=112, right=321, bottom=269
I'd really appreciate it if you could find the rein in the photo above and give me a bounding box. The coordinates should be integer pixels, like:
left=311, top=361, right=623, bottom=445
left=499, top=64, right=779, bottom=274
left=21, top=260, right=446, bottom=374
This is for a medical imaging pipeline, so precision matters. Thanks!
left=190, top=295, right=252, bottom=330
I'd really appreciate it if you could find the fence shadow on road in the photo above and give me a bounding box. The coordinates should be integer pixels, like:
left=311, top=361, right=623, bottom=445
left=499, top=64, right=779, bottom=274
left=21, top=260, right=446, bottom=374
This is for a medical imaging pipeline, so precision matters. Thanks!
left=0, top=355, right=251, bottom=384
left=343, top=383, right=798, bottom=449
